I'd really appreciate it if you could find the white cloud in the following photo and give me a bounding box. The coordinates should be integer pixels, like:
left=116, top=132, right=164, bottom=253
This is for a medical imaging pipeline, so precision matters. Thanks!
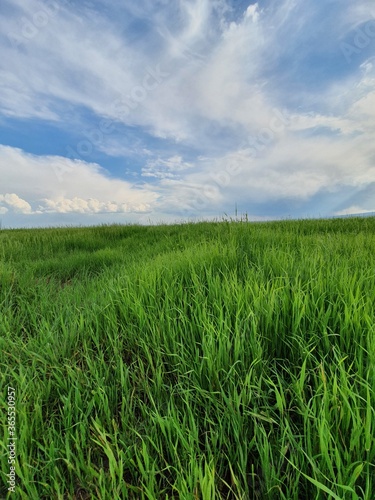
left=1, top=0, right=372, bottom=143
left=149, top=120, right=375, bottom=215
left=0, top=0, right=155, bottom=120
left=0, top=0, right=267, bottom=139
left=0, top=193, right=32, bottom=214
left=142, top=155, right=193, bottom=179
left=0, top=145, right=158, bottom=216
left=39, top=197, right=150, bottom=214
left=335, top=206, right=375, bottom=216
left=245, top=3, right=259, bottom=23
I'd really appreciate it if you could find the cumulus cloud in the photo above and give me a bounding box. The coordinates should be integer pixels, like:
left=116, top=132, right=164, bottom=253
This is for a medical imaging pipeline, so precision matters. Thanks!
left=0, top=193, right=32, bottom=214
left=40, top=197, right=150, bottom=214
left=0, top=145, right=158, bottom=218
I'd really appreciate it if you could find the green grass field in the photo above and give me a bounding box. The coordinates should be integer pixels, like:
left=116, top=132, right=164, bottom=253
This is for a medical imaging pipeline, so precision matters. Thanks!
left=1, top=217, right=375, bottom=499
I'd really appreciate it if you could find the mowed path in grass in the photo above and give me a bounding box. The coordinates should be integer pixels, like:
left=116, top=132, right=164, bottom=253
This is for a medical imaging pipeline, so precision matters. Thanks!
left=1, top=218, right=375, bottom=499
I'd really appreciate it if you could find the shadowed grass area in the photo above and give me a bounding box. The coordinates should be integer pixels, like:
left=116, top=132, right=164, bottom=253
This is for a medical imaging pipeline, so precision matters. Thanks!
left=1, top=218, right=375, bottom=499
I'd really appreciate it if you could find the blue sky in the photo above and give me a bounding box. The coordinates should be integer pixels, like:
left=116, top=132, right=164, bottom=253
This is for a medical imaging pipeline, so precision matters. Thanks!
left=1, top=0, right=375, bottom=227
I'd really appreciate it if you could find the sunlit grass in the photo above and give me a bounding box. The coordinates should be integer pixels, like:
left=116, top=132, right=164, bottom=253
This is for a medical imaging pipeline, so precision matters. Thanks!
left=1, top=218, right=375, bottom=498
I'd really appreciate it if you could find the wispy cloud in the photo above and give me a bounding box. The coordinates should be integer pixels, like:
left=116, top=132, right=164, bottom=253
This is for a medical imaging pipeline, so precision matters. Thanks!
left=142, top=156, right=193, bottom=179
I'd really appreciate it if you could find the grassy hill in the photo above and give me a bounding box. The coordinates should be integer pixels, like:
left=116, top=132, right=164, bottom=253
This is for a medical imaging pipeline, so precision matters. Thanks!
left=1, top=218, right=375, bottom=499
